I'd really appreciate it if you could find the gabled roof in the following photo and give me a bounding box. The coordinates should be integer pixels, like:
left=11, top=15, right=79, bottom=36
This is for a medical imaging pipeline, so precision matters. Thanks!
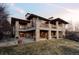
left=11, top=17, right=30, bottom=25
left=50, top=18, right=68, bottom=24
left=25, top=13, right=50, bottom=21
left=11, top=17, right=30, bottom=22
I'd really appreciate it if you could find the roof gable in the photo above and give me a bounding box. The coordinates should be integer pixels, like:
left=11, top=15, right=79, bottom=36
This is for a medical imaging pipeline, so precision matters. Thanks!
left=11, top=17, right=30, bottom=25
left=51, top=18, right=68, bottom=24
left=25, top=13, right=50, bottom=21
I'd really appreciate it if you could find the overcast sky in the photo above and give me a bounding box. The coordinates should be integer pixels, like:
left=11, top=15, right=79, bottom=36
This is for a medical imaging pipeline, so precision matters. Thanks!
left=8, top=3, right=79, bottom=26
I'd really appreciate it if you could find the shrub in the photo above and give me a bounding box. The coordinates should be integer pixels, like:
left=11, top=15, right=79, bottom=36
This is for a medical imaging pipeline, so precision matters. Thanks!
left=65, top=31, right=79, bottom=41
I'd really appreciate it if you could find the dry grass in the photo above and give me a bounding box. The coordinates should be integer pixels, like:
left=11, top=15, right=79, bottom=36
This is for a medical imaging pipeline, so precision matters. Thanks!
left=0, top=39, right=79, bottom=55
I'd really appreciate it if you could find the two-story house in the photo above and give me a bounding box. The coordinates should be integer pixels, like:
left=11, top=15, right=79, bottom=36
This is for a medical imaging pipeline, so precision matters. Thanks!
left=11, top=13, right=68, bottom=41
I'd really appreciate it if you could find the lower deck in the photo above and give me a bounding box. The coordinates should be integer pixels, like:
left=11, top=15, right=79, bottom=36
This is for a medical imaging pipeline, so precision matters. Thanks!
left=17, top=30, right=64, bottom=41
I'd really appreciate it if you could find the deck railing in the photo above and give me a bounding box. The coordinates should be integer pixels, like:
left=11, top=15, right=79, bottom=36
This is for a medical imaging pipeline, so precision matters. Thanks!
left=19, top=24, right=35, bottom=30
left=51, top=25, right=56, bottom=29
left=40, top=24, right=49, bottom=28
left=19, top=24, right=63, bottom=30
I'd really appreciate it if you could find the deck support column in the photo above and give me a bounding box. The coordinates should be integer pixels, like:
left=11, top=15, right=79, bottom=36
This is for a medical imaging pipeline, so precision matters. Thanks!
left=48, top=21, right=52, bottom=40
left=36, top=29, right=40, bottom=41
left=15, top=21, right=19, bottom=38
left=35, top=18, right=40, bottom=41
left=62, top=23, right=65, bottom=38
left=56, top=21, right=59, bottom=39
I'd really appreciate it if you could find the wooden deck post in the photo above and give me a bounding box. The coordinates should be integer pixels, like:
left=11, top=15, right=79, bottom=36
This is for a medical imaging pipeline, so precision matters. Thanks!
left=15, top=21, right=19, bottom=38
left=35, top=18, right=40, bottom=41
left=56, top=21, right=59, bottom=39
left=48, top=21, right=52, bottom=40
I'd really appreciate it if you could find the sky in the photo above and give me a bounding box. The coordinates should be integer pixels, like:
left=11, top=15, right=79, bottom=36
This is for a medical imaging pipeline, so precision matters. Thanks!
left=7, top=3, right=79, bottom=26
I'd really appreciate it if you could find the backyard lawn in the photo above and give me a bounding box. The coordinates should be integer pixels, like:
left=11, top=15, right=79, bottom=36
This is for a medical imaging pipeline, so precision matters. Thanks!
left=0, top=39, right=79, bottom=55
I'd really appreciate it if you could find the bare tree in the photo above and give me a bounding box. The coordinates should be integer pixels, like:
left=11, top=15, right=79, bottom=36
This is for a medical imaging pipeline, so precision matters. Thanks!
left=0, top=3, right=12, bottom=40
left=74, top=23, right=79, bottom=32
left=66, top=20, right=74, bottom=31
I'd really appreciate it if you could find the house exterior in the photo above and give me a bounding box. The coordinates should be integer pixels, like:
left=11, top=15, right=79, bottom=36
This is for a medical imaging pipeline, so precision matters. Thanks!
left=11, top=13, right=68, bottom=41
